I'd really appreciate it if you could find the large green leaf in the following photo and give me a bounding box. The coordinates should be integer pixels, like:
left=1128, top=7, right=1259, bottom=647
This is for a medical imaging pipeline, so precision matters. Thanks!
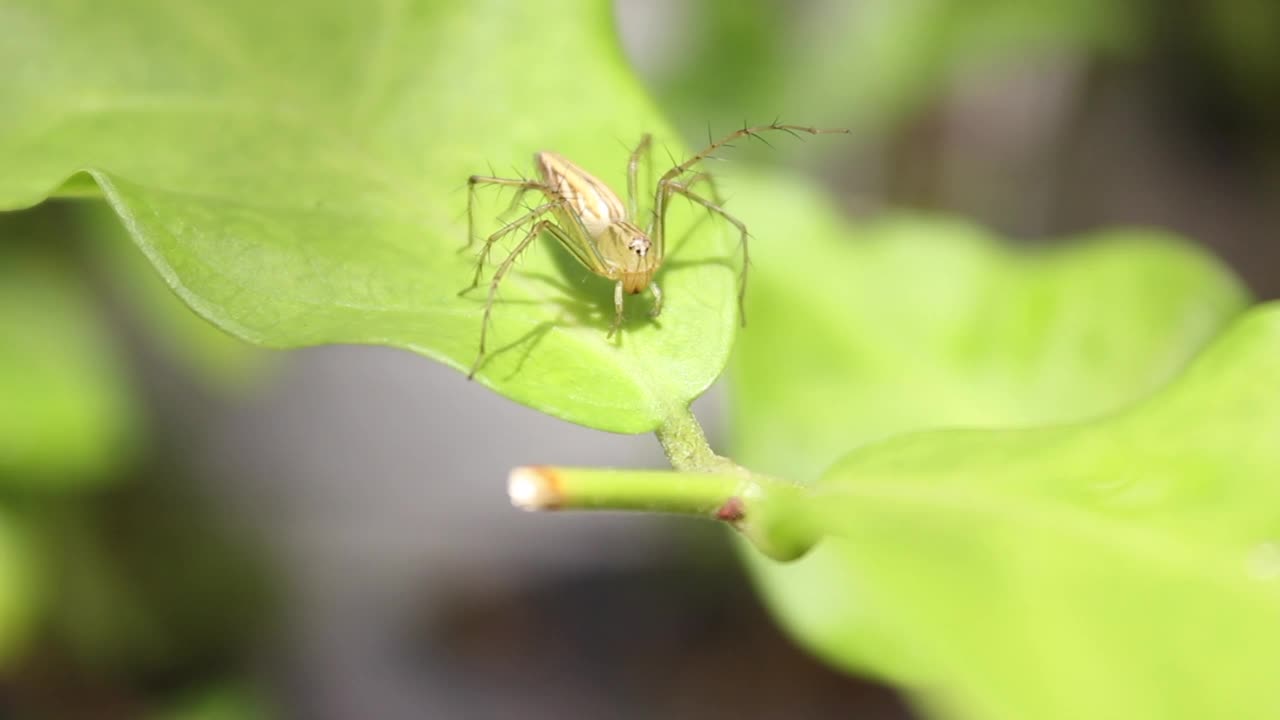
left=78, top=203, right=266, bottom=388
left=787, top=303, right=1280, bottom=720
left=0, top=206, right=141, bottom=486
left=0, top=0, right=739, bottom=432
left=724, top=172, right=1249, bottom=680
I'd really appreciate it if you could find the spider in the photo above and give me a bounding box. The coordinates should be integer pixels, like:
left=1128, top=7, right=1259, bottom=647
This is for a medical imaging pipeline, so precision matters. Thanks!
left=460, top=122, right=848, bottom=378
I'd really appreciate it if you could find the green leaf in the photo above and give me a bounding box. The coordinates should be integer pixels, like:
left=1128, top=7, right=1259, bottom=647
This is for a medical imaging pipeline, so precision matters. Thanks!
left=797, top=0, right=1146, bottom=130
left=47, top=480, right=273, bottom=678
left=0, top=206, right=141, bottom=486
left=649, top=0, right=791, bottom=140
left=0, top=509, right=38, bottom=666
left=77, top=204, right=267, bottom=387
left=149, top=682, right=272, bottom=720
left=652, top=0, right=1147, bottom=139
left=723, top=171, right=1249, bottom=680
left=730, top=171, right=1247, bottom=480
left=789, top=304, right=1280, bottom=720
left=0, top=0, right=738, bottom=433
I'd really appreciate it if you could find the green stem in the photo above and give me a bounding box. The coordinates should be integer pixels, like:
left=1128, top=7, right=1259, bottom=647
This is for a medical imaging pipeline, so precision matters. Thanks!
left=507, top=406, right=817, bottom=560
left=508, top=466, right=746, bottom=515
left=655, top=405, right=735, bottom=473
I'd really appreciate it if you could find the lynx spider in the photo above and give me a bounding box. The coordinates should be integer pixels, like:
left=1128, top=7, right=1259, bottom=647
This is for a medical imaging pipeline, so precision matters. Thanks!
left=460, top=122, right=848, bottom=378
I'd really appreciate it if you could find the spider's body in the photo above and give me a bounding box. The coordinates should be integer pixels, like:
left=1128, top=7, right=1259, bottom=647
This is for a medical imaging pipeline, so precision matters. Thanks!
left=461, top=123, right=847, bottom=378
left=534, top=151, right=658, bottom=294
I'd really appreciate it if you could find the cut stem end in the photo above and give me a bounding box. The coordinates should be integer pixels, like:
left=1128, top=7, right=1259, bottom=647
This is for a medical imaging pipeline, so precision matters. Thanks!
left=508, top=466, right=563, bottom=510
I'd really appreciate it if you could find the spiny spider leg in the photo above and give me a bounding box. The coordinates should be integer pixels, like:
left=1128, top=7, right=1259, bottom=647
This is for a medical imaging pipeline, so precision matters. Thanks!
left=643, top=170, right=720, bottom=237
left=461, top=200, right=565, bottom=293
left=680, top=171, right=724, bottom=204
left=659, top=180, right=751, bottom=325
left=646, top=123, right=844, bottom=287
left=658, top=123, right=849, bottom=186
left=470, top=219, right=555, bottom=379
left=466, top=175, right=547, bottom=248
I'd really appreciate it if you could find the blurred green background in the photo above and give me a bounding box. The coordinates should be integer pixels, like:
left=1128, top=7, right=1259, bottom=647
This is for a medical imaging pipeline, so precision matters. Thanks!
left=2, top=0, right=1279, bottom=717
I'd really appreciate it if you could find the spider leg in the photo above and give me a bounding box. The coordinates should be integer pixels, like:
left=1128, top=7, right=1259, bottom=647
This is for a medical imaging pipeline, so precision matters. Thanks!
left=648, top=281, right=663, bottom=318
left=461, top=200, right=564, bottom=293
left=626, top=134, right=653, bottom=220
left=466, top=175, right=551, bottom=248
left=680, top=171, right=724, bottom=204
left=648, top=124, right=838, bottom=254
left=659, top=179, right=751, bottom=326
left=469, top=219, right=555, bottom=379
left=607, top=279, right=625, bottom=339
left=656, top=123, right=849, bottom=187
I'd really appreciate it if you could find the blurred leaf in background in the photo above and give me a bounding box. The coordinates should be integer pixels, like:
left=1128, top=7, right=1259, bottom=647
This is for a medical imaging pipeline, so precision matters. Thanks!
left=148, top=682, right=273, bottom=720
left=0, top=199, right=262, bottom=486
left=781, top=302, right=1280, bottom=720
left=726, top=168, right=1246, bottom=679
left=42, top=476, right=275, bottom=688
left=0, top=511, right=37, bottom=667
left=0, top=206, right=141, bottom=487
left=722, top=169, right=1280, bottom=718
left=0, top=201, right=275, bottom=717
left=647, top=0, right=1147, bottom=143
left=1153, top=0, right=1280, bottom=175
left=729, top=171, right=1247, bottom=483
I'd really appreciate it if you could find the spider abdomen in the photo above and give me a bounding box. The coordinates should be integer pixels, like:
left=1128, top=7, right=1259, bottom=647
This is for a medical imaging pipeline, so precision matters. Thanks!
left=535, top=151, right=626, bottom=237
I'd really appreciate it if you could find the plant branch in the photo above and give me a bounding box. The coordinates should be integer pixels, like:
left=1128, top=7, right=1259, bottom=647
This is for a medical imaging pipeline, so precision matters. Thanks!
left=507, top=407, right=817, bottom=560
left=655, top=405, right=736, bottom=472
